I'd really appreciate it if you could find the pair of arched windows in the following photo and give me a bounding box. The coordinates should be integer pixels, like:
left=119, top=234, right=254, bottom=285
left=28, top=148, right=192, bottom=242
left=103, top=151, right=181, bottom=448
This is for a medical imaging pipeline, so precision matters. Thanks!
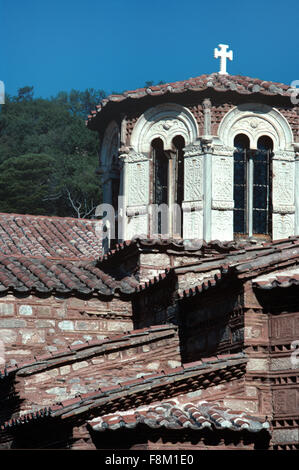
left=233, top=134, right=273, bottom=237
left=151, top=132, right=274, bottom=239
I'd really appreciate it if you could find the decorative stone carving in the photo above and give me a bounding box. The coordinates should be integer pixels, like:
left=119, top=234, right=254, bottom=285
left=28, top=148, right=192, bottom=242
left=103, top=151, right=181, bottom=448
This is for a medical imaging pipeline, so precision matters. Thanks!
left=272, top=213, right=295, bottom=239
left=184, top=157, right=203, bottom=201
left=218, top=103, right=294, bottom=151
left=183, top=143, right=202, bottom=157
left=273, top=150, right=295, bottom=161
left=270, top=314, right=299, bottom=340
left=130, top=103, right=198, bottom=153
left=202, top=98, right=212, bottom=136
left=211, top=210, right=233, bottom=241
left=126, top=160, right=149, bottom=207
left=120, top=148, right=149, bottom=163
left=183, top=210, right=203, bottom=239
left=272, top=160, right=295, bottom=208
left=212, top=200, right=234, bottom=210
left=212, top=156, right=233, bottom=202
left=231, top=116, right=276, bottom=145
left=126, top=214, right=148, bottom=240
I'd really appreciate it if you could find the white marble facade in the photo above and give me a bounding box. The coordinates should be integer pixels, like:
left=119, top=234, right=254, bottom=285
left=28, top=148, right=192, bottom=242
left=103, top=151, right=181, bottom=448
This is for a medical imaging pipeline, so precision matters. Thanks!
left=100, top=101, right=297, bottom=243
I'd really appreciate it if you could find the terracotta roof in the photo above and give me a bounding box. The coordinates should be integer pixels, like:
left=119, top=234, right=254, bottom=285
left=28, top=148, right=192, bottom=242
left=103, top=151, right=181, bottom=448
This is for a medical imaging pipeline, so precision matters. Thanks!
left=88, top=399, right=270, bottom=433
left=0, top=352, right=247, bottom=429
left=106, top=237, right=299, bottom=298
left=87, top=73, right=294, bottom=127
left=42, top=352, right=247, bottom=419
left=0, top=213, right=102, bottom=260
left=0, top=255, right=139, bottom=296
left=252, top=267, right=299, bottom=289
left=0, top=325, right=176, bottom=379
left=99, top=236, right=299, bottom=265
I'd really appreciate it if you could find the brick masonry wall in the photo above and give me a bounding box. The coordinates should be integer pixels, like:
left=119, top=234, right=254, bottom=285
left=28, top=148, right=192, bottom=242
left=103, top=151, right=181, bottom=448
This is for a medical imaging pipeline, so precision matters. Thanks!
left=13, top=327, right=180, bottom=412
left=243, top=282, right=299, bottom=446
left=178, top=287, right=244, bottom=363
left=0, top=294, right=133, bottom=365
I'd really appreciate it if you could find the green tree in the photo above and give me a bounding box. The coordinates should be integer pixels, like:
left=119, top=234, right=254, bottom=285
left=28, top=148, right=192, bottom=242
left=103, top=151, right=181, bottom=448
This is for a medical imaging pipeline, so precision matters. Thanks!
left=0, top=86, right=104, bottom=217
left=0, top=153, right=56, bottom=215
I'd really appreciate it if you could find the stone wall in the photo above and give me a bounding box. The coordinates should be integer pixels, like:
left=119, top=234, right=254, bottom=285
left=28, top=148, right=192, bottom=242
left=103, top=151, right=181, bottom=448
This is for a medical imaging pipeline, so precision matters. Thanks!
left=2, top=326, right=179, bottom=420
left=0, top=294, right=133, bottom=366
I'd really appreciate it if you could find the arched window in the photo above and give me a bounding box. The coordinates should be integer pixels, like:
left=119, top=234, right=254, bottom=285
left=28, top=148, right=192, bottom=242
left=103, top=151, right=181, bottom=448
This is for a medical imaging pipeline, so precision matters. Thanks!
left=172, top=135, right=185, bottom=237
left=151, top=135, right=185, bottom=237
left=233, top=134, right=273, bottom=237
left=152, top=138, right=169, bottom=235
left=152, top=138, right=168, bottom=207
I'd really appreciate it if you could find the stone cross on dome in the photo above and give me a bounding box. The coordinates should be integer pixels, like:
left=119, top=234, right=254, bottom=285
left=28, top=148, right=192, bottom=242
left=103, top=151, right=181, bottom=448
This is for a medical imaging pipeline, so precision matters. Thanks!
left=214, top=44, right=233, bottom=75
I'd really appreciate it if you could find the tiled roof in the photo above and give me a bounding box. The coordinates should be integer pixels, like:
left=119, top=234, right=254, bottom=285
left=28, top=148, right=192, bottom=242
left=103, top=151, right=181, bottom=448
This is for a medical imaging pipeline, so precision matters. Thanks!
left=0, top=255, right=139, bottom=296
left=0, top=325, right=176, bottom=379
left=99, top=236, right=299, bottom=265
left=103, top=237, right=299, bottom=297
left=0, top=352, right=247, bottom=429
left=88, top=399, right=270, bottom=434
left=87, top=73, right=294, bottom=127
left=0, top=213, right=102, bottom=260
left=252, top=267, right=299, bottom=289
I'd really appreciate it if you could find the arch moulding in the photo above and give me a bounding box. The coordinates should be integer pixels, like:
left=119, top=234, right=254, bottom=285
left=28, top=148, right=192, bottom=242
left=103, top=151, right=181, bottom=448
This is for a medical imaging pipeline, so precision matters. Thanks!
left=130, top=103, right=199, bottom=153
left=218, top=103, right=294, bottom=151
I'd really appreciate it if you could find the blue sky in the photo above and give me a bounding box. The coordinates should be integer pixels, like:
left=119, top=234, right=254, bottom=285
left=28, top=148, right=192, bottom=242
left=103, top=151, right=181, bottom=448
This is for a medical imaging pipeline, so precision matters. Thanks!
left=1, top=0, right=299, bottom=99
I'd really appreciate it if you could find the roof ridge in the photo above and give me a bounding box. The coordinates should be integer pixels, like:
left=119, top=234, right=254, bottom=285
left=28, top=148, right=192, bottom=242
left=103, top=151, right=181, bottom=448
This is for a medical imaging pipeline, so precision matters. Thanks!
left=0, top=324, right=177, bottom=377
left=87, top=73, right=294, bottom=125
left=0, top=212, right=99, bottom=223
left=0, top=352, right=247, bottom=429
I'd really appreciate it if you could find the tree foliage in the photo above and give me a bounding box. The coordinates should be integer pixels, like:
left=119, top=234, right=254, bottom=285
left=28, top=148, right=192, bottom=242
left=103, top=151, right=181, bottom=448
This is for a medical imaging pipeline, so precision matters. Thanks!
left=0, top=87, right=106, bottom=218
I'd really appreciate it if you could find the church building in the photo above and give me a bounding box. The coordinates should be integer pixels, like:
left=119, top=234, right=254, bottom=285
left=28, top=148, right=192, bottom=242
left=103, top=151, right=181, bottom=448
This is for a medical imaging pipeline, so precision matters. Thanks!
left=0, top=46, right=298, bottom=450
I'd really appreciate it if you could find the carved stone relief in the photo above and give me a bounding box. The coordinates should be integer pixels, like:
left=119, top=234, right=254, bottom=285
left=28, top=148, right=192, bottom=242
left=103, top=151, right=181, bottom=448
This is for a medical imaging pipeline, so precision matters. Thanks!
left=126, top=161, right=149, bottom=207
left=184, top=156, right=203, bottom=201
left=212, top=156, right=233, bottom=202
left=183, top=210, right=203, bottom=239
left=272, top=213, right=295, bottom=239
left=211, top=210, right=233, bottom=241
left=126, top=214, right=148, bottom=240
left=272, top=160, right=295, bottom=208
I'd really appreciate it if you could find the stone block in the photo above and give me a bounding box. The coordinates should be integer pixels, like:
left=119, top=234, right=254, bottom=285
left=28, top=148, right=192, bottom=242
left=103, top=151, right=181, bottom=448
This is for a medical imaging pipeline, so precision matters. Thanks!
left=75, top=321, right=99, bottom=331
left=247, top=358, right=268, bottom=371
left=60, top=365, right=71, bottom=375
left=146, top=361, right=160, bottom=370
left=19, top=305, right=33, bottom=316
left=35, top=320, right=55, bottom=328
left=91, top=358, right=105, bottom=364
left=167, top=360, right=181, bottom=368
left=245, top=385, right=258, bottom=397
left=0, top=303, right=14, bottom=316
left=223, top=399, right=258, bottom=413
left=107, top=321, right=130, bottom=331
left=72, top=361, right=89, bottom=371
left=272, top=428, right=299, bottom=444
left=270, top=357, right=293, bottom=371
left=58, top=321, right=74, bottom=331
left=107, top=352, right=120, bottom=360
left=20, top=329, right=46, bottom=344
left=5, top=349, right=31, bottom=356
left=244, top=326, right=262, bottom=339
left=0, top=329, right=17, bottom=343
left=0, top=319, right=27, bottom=328
left=25, top=370, right=58, bottom=385
left=56, top=308, right=66, bottom=318
left=46, top=387, right=67, bottom=396
left=37, top=306, right=52, bottom=317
